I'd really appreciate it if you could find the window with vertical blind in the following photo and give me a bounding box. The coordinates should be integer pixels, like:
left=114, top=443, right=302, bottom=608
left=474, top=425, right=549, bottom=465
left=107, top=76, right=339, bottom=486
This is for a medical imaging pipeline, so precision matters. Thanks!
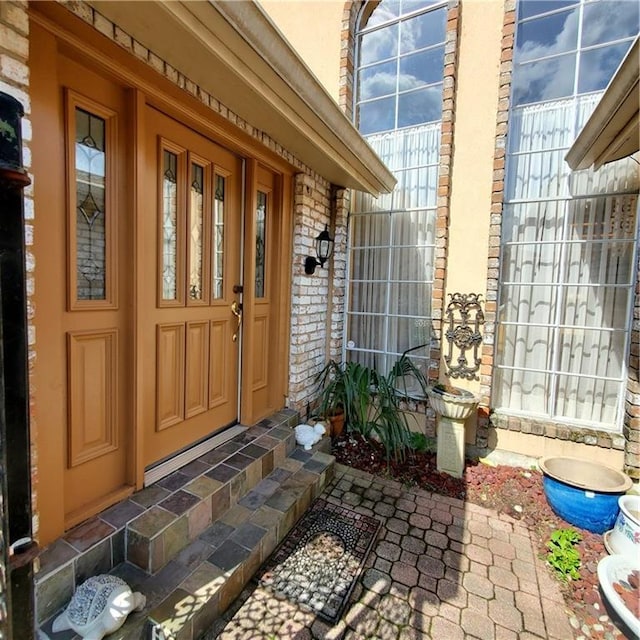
left=494, top=0, right=639, bottom=431
left=347, top=0, right=447, bottom=374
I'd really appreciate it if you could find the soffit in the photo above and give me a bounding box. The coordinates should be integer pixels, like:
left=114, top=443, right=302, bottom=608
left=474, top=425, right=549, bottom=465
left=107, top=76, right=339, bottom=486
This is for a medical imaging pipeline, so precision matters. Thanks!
left=89, top=0, right=396, bottom=195
left=566, top=38, right=639, bottom=171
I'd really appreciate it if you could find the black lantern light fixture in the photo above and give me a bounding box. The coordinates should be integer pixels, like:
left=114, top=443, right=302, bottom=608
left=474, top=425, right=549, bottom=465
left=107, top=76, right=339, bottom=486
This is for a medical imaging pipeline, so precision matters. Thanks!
left=304, top=224, right=334, bottom=275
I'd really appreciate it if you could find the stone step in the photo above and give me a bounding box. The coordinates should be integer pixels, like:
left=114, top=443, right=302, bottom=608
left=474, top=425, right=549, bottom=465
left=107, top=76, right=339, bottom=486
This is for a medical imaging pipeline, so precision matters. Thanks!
left=36, top=414, right=334, bottom=640
left=144, top=445, right=334, bottom=640
left=124, top=422, right=299, bottom=575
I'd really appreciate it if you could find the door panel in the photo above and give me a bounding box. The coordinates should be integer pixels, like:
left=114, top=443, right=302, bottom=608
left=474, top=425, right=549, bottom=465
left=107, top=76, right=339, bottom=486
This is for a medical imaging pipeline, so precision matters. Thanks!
left=67, top=330, right=119, bottom=467
left=156, top=323, right=186, bottom=430
left=243, top=163, right=281, bottom=420
left=252, top=315, right=268, bottom=391
left=31, top=33, right=133, bottom=535
left=61, top=58, right=133, bottom=525
left=209, top=320, right=229, bottom=408
left=185, top=321, right=210, bottom=418
left=143, top=107, right=242, bottom=466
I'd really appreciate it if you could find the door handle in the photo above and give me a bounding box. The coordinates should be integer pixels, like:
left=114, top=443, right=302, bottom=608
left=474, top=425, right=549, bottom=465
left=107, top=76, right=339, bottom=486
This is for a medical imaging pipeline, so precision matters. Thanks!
left=231, top=300, right=242, bottom=342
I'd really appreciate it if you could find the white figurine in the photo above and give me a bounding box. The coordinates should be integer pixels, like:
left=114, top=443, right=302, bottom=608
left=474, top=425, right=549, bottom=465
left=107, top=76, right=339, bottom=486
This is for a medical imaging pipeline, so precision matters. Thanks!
left=52, top=575, right=146, bottom=640
left=294, top=422, right=326, bottom=450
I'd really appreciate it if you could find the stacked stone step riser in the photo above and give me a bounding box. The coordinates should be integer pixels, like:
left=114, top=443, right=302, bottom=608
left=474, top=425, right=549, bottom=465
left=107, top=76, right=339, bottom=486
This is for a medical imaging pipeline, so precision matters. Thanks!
left=125, top=429, right=298, bottom=576
left=146, top=447, right=335, bottom=640
left=32, top=411, right=306, bottom=639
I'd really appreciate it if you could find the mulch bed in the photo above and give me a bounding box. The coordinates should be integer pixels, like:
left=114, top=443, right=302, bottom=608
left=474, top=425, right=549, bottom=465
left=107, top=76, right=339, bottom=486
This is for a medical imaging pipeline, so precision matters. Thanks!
left=332, top=432, right=630, bottom=640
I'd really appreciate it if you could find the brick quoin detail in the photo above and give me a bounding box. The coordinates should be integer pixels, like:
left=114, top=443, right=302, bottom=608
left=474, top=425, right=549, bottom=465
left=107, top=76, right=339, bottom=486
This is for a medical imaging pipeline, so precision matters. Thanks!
left=481, top=0, right=639, bottom=470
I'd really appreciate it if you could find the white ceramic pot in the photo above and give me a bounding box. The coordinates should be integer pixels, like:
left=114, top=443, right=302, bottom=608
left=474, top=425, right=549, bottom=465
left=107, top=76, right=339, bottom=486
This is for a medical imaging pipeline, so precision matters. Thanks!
left=605, top=494, right=640, bottom=558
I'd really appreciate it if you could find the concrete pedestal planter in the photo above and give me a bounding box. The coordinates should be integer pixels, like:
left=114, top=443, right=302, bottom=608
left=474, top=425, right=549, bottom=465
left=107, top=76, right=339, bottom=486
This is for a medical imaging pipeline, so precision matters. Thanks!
left=426, top=385, right=479, bottom=479
left=426, top=385, right=478, bottom=420
left=539, top=456, right=632, bottom=534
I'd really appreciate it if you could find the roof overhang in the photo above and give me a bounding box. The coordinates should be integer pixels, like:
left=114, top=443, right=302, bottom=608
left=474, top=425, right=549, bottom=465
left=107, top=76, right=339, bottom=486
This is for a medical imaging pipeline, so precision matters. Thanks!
left=566, top=37, right=639, bottom=171
left=88, top=0, right=396, bottom=195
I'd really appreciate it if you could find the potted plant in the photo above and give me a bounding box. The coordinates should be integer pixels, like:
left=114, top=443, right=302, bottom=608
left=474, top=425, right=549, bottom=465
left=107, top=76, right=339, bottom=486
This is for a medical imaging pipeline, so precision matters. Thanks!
left=314, top=349, right=429, bottom=462
left=314, top=360, right=374, bottom=439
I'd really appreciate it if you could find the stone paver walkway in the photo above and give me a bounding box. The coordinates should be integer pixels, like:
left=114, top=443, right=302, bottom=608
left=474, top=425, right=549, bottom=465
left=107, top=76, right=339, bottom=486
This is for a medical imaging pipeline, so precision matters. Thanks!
left=204, top=463, right=574, bottom=640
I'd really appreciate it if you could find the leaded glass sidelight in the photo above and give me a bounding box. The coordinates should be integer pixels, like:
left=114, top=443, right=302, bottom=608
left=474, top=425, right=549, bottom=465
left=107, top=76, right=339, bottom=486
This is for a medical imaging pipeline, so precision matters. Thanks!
left=212, top=175, right=225, bottom=299
left=189, top=163, right=204, bottom=301
left=75, top=108, right=106, bottom=300
left=162, top=150, right=179, bottom=300
left=255, top=191, right=267, bottom=298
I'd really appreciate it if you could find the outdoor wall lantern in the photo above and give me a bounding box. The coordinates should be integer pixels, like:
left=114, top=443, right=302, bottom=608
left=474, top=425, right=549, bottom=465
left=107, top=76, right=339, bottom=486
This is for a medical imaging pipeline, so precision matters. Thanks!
left=304, top=224, right=334, bottom=275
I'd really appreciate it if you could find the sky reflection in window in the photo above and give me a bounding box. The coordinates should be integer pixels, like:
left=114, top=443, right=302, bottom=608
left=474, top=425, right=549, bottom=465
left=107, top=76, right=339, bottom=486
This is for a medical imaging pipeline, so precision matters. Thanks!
left=399, top=48, right=445, bottom=89
left=398, top=86, right=443, bottom=128
left=578, top=42, right=631, bottom=93
left=399, top=8, right=446, bottom=53
left=513, top=0, right=638, bottom=105
left=515, top=9, right=579, bottom=62
left=581, top=1, right=639, bottom=46
left=357, top=1, right=446, bottom=134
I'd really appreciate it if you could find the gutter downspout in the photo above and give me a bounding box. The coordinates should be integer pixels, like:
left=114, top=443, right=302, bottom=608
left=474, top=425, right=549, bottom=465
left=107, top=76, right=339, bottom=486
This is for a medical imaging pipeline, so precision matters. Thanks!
left=0, top=92, right=37, bottom=639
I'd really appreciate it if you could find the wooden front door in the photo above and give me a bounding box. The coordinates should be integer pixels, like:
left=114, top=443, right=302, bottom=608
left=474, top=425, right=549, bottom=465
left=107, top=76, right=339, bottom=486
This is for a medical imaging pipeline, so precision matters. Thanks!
left=31, top=27, right=134, bottom=535
left=31, top=13, right=293, bottom=544
left=142, top=107, right=243, bottom=467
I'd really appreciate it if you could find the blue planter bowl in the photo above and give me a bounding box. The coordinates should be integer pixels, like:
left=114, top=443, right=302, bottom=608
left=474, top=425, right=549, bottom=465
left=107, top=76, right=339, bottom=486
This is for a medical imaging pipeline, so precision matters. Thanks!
left=539, top=457, right=632, bottom=534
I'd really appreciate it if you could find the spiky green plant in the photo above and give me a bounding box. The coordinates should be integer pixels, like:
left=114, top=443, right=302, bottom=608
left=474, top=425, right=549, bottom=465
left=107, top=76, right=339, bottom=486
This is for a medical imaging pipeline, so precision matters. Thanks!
left=314, top=346, right=430, bottom=463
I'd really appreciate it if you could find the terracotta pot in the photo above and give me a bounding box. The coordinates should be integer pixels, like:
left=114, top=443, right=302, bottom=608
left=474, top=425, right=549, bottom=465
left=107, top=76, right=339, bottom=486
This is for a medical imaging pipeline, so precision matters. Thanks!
left=328, top=410, right=345, bottom=438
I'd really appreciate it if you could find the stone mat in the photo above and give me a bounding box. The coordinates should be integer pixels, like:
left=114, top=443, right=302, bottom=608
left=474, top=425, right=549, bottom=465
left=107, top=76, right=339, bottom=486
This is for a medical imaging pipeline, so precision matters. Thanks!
left=255, top=498, right=380, bottom=623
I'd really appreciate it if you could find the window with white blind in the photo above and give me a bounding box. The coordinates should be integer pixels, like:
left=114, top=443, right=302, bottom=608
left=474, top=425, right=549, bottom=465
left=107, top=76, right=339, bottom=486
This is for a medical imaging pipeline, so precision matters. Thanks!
left=494, top=0, right=639, bottom=431
left=347, top=0, right=447, bottom=374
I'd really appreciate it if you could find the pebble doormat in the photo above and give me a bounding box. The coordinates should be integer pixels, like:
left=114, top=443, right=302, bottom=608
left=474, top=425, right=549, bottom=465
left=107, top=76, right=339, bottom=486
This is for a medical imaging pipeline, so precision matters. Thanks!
left=256, top=498, right=381, bottom=623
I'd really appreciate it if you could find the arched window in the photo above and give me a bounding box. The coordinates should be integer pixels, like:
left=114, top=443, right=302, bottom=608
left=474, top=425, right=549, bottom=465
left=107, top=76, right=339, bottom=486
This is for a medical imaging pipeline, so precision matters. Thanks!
left=347, top=0, right=448, bottom=373
left=495, top=0, right=639, bottom=431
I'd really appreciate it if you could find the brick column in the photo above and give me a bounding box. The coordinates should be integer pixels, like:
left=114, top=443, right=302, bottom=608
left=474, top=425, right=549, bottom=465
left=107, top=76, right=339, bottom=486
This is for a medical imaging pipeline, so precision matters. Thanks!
left=288, top=173, right=333, bottom=415
left=478, top=0, right=516, bottom=448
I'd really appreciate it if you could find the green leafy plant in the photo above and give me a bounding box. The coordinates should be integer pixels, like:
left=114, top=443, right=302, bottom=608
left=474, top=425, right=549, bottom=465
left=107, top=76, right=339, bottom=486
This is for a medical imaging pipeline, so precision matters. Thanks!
left=314, top=347, right=430, bottom=462
left=546, top=528, right=583, bottom=581
left=409, top=432, right=437, bottom=453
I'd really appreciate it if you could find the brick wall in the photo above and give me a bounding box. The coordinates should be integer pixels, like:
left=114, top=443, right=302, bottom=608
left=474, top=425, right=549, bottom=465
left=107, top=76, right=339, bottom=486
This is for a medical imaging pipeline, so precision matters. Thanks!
left=0, top=0, right=38, bottom=536
left=288, top=174, right=333, bottom=415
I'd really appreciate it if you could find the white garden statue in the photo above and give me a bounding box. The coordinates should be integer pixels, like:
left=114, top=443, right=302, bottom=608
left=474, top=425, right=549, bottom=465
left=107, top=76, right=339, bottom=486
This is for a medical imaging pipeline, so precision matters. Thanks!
left=52, top=575, right=145, bottom=640
left=294, top=422, right=326, bottom=450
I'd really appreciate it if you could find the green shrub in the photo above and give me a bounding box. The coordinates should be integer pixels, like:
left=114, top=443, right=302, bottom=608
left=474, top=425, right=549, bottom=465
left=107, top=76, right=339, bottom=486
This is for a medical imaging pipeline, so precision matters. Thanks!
left=315, top=348, right=430, bottom=462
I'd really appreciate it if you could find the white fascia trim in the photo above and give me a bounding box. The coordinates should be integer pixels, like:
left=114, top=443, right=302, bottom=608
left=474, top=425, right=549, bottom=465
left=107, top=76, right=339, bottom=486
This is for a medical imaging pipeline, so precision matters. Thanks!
left=91, top=0, right=395, bottom=195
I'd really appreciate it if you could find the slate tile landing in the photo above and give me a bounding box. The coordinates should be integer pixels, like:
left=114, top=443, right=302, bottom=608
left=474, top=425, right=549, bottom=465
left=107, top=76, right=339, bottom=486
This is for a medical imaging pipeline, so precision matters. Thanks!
left=34, top=409, right=336, bottom=640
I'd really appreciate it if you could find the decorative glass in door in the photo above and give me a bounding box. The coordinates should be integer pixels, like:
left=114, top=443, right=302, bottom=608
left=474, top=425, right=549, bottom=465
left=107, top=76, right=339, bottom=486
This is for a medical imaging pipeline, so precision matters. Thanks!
left=213, top=175, right=225, bottom=300
left=255, top=191, right=267, bottom=298
left=189, top=163, right=205, bottom=301
left=75, top=108, right=106, bottom=301
left=162, top=150, right=179, bottom=301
